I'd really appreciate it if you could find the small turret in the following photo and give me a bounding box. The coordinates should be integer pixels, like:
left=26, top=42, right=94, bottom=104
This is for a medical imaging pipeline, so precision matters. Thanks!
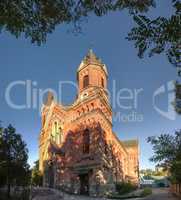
left=45, top=91, right=54, bottom=106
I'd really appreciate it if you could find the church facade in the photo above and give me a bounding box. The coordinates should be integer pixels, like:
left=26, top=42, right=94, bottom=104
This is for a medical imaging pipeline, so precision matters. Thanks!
left=39, top=50, right=139, bottom=196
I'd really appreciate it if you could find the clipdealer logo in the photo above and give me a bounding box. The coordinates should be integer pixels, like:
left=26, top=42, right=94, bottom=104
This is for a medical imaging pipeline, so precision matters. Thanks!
left=153, top=81, right=176, bottom=120
left=4, top=79, right=177, bottom=121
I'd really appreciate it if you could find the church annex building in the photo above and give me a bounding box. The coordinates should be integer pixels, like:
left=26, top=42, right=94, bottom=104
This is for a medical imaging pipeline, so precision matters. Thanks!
left=39, top=50, right=139, bottom=196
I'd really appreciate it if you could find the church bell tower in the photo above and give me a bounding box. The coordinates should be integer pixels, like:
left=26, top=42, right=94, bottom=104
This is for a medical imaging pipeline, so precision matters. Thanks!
left=77, top=49, right=108, bottom=97
left=76, top=49, right=112, bottom=126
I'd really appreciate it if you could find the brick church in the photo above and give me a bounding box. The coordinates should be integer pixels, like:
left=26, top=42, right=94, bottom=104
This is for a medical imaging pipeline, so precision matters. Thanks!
left=39, top=50, right=139, bottom=196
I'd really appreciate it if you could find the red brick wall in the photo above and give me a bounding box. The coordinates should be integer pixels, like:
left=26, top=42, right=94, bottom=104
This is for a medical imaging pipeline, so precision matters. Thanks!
left=170, top=184, right=181, bottom=197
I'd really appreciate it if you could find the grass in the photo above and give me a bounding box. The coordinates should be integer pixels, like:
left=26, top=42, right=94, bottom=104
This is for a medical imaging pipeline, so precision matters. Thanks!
left=108, top=187, right=153, bottom=199
left=140, top=188, right=152, bottom=197
left=115, top=182, right=137, bottom=195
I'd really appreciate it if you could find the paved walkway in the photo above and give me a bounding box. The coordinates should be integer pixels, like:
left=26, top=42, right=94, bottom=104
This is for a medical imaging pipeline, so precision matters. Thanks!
left=32, top=188, right=179, bottom=200
left=143, top=188, right=178, bottom=200
left=63, top=194, right=105, bottom=200
left=62, top=188, right=179, bottom=200
left=31, top=188, right=62, bottom=200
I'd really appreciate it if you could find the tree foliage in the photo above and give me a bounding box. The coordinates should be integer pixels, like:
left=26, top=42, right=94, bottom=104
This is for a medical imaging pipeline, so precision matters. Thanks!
left=127, top=0, right=181, bottom=67
left=174, top=81, right=181, bottom=114
left=140, top=168, right=167, bottom=179
left=31, top=160, right=43, bottom=186
left=0, top=1, right=180, bottom=67
left=0, top=0, right=154, bottom=44
left=147, top=130, right=181, bottom=183
left=0, top=124, right=30, bottom=197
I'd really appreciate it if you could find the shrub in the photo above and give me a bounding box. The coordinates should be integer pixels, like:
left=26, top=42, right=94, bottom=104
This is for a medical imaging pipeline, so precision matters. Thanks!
left=140, top=188, right=152, bottom=197
left=115, top=182, right=136, bottom=195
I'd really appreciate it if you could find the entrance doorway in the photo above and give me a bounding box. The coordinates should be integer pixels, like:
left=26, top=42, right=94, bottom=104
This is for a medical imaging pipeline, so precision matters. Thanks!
left=79, top=173, right=89, bottom=195
left=48, top=165, right=54, bottom=188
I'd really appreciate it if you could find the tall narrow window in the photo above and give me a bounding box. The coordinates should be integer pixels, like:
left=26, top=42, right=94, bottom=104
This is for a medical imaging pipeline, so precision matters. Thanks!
left=55, top=133, right=59, bottom=145
left=42, top=115, right=45, bottom=127
left=59, top=127, right=63, bottom=144
left=54, top=122, right=58, bottom=133
left=83, top=75, right=89, bottom=88
left=83, top=129, right=90, bottom=154
left=101, top=77, right=104, bottom=88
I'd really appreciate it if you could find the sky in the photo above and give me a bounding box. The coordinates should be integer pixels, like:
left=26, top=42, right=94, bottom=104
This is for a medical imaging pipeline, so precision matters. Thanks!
left=0, top=1, right=180, bottom=170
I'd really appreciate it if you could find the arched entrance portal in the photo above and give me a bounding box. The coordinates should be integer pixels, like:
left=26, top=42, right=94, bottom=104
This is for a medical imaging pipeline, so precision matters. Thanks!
left=79, top=173, right=89, bottom=195
left=48, top=164, right=54, bottom=188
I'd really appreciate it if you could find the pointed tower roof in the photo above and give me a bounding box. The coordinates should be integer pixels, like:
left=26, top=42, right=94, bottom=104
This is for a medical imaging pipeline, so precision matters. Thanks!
left=45, top=91, right=54, bottom=106
left=84, top=49, right=100, bottom=64
left=77, top=49, right=108, bottom=75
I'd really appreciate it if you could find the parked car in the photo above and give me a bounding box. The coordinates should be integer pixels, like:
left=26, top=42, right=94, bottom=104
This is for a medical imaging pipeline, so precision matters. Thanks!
left=140, top=176, right=155, bottom=187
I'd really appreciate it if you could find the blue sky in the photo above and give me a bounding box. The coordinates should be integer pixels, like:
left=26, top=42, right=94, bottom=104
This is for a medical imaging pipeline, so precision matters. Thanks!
left=0, top=1, right=179, bottom=170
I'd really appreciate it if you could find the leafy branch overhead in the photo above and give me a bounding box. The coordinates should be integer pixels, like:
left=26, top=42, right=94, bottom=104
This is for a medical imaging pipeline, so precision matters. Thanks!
left=127, top=0, right=181, bottom=67
left=0, top=0, right=154, bottom=44
left=0, top=0, right=180, bottom=67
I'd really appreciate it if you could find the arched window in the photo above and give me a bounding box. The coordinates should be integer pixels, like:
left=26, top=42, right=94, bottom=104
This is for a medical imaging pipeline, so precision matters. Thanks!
left=51, top=122, right=57, bottom=141
left=54, top=122, right=58, bottom=133
left=42, top=115, right=45, bottom=127
left=101, top=77, right=104, bottom=88
left=52, top=122, right=63, bottom=145
left=59, top=127, right=63, bottom=144
left=83, top=75, right=89, bottom=88
left=83, top=129, right=90, bottom=154
left=91, top=103, right=94, bottom=109
left=55, top=133, right=59, bottom=145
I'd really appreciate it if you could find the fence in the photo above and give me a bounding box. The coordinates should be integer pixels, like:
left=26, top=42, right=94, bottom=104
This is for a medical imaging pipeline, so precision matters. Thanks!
left=170, top=184, right=181, bottom=197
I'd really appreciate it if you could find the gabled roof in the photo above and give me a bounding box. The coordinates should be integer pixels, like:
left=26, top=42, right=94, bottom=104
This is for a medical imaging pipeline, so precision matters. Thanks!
left=112, top=132, right=128, bottom=153
left=48, top=141, right=65, bottom=156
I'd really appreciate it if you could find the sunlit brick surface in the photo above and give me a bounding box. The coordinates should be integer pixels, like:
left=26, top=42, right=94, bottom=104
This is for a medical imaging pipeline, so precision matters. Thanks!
left=39, top=50, right=139, bottom=196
